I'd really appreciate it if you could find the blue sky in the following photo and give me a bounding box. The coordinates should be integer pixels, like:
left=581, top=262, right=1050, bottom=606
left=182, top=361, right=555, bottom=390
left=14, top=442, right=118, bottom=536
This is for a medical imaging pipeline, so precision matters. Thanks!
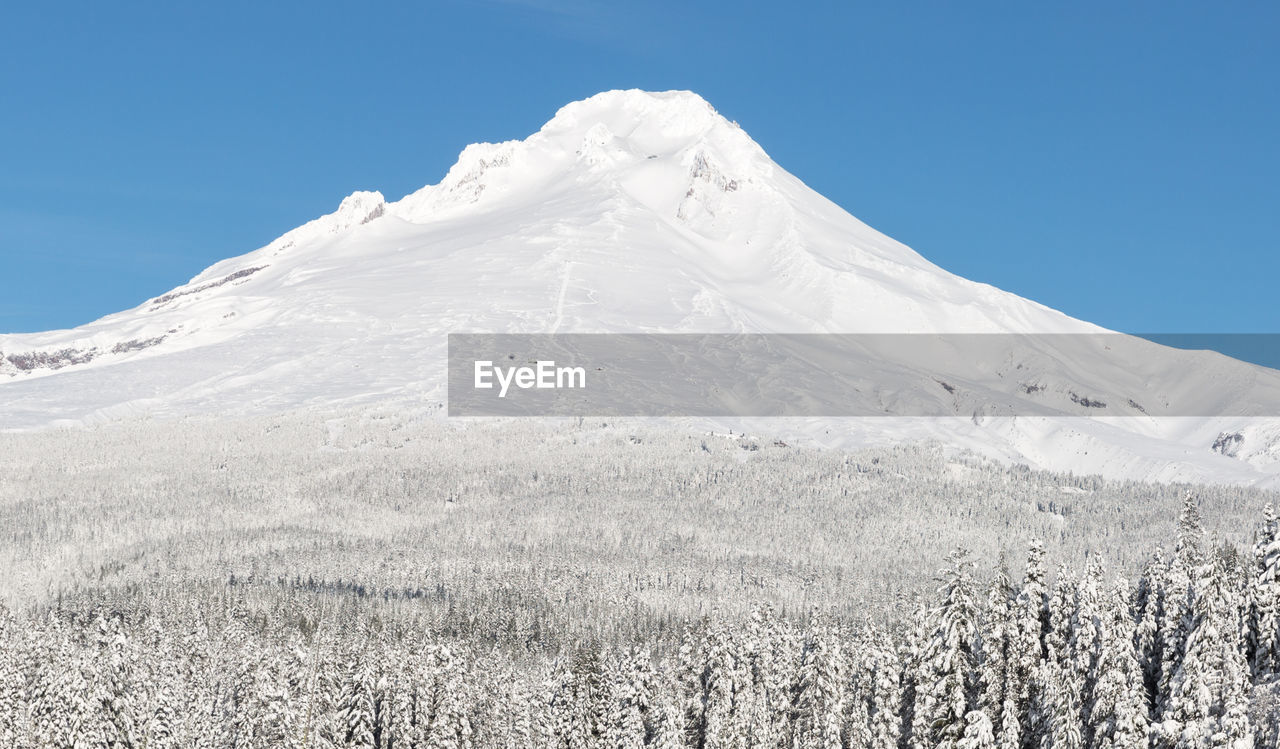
left=2, top=1, right=1277, bottom=339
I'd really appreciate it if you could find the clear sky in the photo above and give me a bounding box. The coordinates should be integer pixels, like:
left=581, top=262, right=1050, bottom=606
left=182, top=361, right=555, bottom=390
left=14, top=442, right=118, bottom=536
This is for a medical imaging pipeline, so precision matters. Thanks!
left=2, top=1, right=1276, bottom=338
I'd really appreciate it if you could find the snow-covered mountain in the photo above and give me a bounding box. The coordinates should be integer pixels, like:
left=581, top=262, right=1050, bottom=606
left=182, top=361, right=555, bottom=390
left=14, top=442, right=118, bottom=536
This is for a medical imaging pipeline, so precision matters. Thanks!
left=3, top=89, right=1279, bottom=485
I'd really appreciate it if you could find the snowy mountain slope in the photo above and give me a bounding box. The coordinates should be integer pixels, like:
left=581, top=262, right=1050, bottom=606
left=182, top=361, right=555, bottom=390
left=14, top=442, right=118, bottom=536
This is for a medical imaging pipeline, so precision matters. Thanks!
left=2, top=89, right=1279, bottom=486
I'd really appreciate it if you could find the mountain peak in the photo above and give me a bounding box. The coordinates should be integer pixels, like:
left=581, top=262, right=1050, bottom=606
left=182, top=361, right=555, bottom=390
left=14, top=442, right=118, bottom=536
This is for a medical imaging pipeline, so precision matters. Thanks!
left=540, top=90, right=731, bottom=144
left=539, top=89, right=765, bottom=173
left=388, top=90, right=768, bottom=225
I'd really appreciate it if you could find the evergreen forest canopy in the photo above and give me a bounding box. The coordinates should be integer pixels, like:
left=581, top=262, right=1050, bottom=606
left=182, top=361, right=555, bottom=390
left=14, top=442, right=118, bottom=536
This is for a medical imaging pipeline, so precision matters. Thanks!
left=2, top=410, right=1279, bottom=745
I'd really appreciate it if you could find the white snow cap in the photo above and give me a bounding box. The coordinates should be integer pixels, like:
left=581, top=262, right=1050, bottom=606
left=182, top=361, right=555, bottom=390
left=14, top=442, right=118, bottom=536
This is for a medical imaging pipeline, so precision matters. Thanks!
left=390, top=89, right=769, bottom=223
left=539, top=89, right=767, bottom=170
left=541, top=89, right=734, bottom=143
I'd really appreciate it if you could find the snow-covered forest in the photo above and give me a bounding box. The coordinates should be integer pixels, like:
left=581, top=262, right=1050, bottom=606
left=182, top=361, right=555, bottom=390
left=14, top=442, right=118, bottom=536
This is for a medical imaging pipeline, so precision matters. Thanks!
left=3, top=411, right=1280, bottom=744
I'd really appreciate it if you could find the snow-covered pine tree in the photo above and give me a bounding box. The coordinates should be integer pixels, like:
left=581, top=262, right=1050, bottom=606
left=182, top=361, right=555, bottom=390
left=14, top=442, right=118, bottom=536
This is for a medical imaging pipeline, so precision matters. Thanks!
left=310, top=633, right=346, bottom=749
left=1085, top=581, right=1148, bottom=749
left=1220, top=634, right=1254, bottom=749
left=647, top=662, right=686, bottom=749
left=919, top=549, right=982, bottom=749
left=997, top=691, right=1020, bottom=749
left=504, top=664, right=538, bottom=749
left=740, top=605, right=787, bottom=748
left=387, top=647, right=422, bottom=749
left=840, top=629, right=874, bottom=749
left=550, top=644, right=605, bottom=749
left=958, top=709, right=996, bottom=749
left=1167, top=551, right=1254, bottom=748
left=700, top=622, right=740, bottom=749
left=602, top=647, right=650, bottom=749
left=428, top=643, right=476, bottom=749
left=293, top=624, right=341, bottom=749
left=978, top=567, right=1014, bottom=734
left=1035, top=659, right=1084, bottom=749
left=139, top=620, right=179, bottom=749
left=1068, top=558, right=1104, bottom=746
left=764, top=611, right=802, bottom=748
left=793, top=616, right=843, bottom=749
left=538, top=667, right=564, bottom=748
left=337, top=646, right=378, bottom=749
left=0, top=606, right=20, bottom=748
left=31, top=621, right=101, bottom=749
left=866, top=624, right=903, bottom=749
left=903, top=596, right=934, bottom=749
left=1013, top=539, right=1051, bottom=749
left=247, top=633, right=302, bottom=749
left=1250, top=503, right=1280, bottom=679
left=1154, top=494, right=1205, bottom=721
left=93, top=613, right=144, bottom=749
left=676, top=626, right=708, bottom=748
left=1047, top=567, right=1079, bottom=673
left=1176, top=493, right=1206, bottom=571
left=1133, top=549, right=1167, bottom=719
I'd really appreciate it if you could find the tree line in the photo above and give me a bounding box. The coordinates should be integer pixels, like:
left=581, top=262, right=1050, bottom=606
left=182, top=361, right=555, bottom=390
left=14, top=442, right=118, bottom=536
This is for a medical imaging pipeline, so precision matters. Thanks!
left=2, top=495, right=1278, bottom=747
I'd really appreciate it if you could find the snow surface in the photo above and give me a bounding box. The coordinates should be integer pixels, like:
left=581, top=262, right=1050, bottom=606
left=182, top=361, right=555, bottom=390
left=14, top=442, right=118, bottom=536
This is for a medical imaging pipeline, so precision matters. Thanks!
left=2, top=89, right=1279, bottom=487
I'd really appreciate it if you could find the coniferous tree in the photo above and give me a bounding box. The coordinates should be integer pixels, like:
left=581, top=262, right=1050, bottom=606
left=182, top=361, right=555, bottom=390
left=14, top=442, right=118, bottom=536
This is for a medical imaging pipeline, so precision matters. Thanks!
left=0, top=606, right=20, bottom=749
left=841, top=630, right=875, bottom=749
left=959, top=709, right=996, bottom=749
left=140, top=621, right=180, bottom=749
left=30, top=623, right=98, bottom=749
left=1155, top=494, right=1205, bottom=721
left=979, top=568, right=1015, bottom=734
left=428, top=644, right=475, bottom=749
left=793, top=618, right=843, bottom=749
left=648, top=665, right=686, bottom=749
left=94, top=614, right=143, bottom=749
left=901, top=596, right=932, bottom=749
left=747, top=606, right=794, bottom=748
left=1177, top=494, right=1206, bottom=570
left=1086, top=581, right=1148, bottom=749
left=866, top=627, right=903, bottom=749
left=338, top=647, right=378, bottom=749
left=1036, top=659, right=1084, bottom=749
left=603, top=647, right=651, bottom=749
left=700, top=622, right=739, bottom=749
left=1133, top=550, right=1167, bottom=719
left=1047, top=567, right=1079, bottom=674
left=1014, top=540, right=1051, bottom=749
left=1249, top=503, right=1280, bottom=680
left=919, top=549, right=982, bottom=749
left=504, top=665, right=538, bottom=749
left=1068, top=559, right=1105, bottom=745
left=1167, top=554, right=1254, bottom=748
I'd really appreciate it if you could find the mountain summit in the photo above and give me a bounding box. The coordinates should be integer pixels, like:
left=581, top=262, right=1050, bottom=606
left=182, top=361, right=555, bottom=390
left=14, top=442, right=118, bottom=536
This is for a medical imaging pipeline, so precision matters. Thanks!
left=2, top=90, right=1279, bottom=485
